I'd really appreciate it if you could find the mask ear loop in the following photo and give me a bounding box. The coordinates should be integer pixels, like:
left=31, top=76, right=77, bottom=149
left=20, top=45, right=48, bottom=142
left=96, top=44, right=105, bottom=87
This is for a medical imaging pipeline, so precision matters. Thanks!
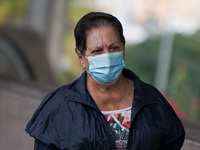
left=86, top=69, right=91, bottom=75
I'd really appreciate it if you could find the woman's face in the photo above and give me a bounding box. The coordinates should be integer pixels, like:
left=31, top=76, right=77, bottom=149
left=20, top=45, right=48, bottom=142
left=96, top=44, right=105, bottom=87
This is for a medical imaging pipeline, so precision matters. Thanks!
left=77, top=26, right=125, bottom=70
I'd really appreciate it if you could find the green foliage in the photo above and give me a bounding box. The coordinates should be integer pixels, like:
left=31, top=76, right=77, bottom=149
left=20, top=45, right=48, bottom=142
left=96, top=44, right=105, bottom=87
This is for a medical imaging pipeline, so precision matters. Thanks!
left=125, top=35, right=160, bottom=84
left=168, top=32, right=200, bottom=119
left=125, top=31, right=200, bottom=121
left=61, top=0, right=95, bottom=84
left=68, top=0, right=94, bottom=25
left=0, top=0, right=27, bottom=26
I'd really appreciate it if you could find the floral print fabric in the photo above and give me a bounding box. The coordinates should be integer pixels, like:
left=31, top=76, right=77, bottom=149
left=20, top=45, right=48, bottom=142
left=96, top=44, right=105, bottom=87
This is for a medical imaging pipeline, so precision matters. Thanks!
left=102, top=106, right=132, bottom=150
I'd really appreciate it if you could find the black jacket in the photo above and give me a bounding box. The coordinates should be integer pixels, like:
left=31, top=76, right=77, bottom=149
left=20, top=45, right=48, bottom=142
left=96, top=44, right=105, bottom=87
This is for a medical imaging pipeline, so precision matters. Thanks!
left=26, top=69, right=185, bottom=150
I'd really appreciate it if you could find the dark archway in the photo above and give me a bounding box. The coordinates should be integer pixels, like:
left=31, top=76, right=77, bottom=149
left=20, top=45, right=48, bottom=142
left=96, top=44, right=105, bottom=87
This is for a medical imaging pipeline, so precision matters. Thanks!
left=0, top=28, right=57, bottom=86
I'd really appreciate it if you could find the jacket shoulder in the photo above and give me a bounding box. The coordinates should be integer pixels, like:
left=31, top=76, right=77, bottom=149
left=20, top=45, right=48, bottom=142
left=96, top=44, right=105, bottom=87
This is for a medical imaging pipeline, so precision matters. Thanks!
left=25, top=84, right=72, bottom=146
left=139, top=81, right=183, bottom=123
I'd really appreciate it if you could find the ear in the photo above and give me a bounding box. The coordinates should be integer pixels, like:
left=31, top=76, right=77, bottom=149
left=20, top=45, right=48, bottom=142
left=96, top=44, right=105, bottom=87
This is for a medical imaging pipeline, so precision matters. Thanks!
left=75, top=49, right=82, bottom=59
left=75, top=49, right=86, bottom=69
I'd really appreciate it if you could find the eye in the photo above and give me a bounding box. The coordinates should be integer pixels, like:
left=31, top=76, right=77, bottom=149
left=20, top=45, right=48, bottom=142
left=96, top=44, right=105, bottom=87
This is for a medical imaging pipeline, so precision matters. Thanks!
left=91, top=49, right=103, bottom=55
left=110, top=46, right=119, bottom=52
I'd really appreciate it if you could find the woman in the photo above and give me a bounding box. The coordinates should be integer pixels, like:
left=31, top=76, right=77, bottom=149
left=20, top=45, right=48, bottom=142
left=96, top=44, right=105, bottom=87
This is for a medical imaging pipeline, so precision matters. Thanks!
left=26, top=12, right=185, bottom=150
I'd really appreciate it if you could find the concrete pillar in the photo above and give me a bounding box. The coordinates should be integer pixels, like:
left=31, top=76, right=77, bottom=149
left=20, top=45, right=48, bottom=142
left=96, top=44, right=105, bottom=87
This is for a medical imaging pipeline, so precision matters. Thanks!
left=46, top=0, right=68, bottom=80
left=24, top=0, right=51, bottom=38
left=154, top=31, right=174, bottom=93
left=24, top=0, right=68, bottom=81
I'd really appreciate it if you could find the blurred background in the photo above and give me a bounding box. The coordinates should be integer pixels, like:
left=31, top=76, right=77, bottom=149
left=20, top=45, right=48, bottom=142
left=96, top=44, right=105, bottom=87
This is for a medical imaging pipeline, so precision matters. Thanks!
left=0, top=0, right=200, bottom=149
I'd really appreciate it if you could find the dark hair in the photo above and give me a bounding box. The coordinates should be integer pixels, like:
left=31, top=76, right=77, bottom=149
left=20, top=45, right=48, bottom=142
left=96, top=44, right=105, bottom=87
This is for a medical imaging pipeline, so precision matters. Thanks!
left=74, top=12, right=126, bottom=55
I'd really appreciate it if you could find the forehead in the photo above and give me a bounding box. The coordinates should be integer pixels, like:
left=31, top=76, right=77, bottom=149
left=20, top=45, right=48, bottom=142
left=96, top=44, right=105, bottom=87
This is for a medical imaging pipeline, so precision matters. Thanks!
left=86, top=26, right=121, bottom=46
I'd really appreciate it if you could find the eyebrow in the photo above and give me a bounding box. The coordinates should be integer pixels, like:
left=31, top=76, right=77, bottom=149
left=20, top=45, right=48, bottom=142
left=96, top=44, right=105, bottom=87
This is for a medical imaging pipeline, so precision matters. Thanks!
left=87, top=41, right=121, bottom=50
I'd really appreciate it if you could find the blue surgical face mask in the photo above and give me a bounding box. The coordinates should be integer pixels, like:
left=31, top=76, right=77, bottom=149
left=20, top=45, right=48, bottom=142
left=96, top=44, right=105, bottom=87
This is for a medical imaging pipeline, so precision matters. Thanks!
left=86, top=51, right=125, bottom=85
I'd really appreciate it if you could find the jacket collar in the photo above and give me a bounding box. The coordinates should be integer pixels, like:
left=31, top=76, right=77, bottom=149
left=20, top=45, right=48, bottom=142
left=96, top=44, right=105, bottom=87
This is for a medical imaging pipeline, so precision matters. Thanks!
left=123, top=69, right=159, bottom=120
left=65, top=68, right=158, bottom=113
left=66, top=71, right=99, bottom=110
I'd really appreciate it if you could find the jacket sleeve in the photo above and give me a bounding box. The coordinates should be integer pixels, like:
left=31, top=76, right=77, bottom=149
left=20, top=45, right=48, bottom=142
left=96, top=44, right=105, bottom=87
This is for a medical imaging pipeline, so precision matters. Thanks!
left=34, top=139, right=57, bottom=150
left=165, top=134, right=185, bottom=150
left=162, top=118, right=185, bottom=150
left=158, top=93, right=185, bottom=150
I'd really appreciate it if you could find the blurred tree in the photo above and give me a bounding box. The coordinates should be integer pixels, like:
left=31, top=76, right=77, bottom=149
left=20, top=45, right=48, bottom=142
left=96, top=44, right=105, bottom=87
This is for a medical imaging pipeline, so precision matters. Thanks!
left=169, top=31, right=200, bottom=120
left=125, top=31, right=200, bottom=121
left=61, top=0, right=95, bottom=84
left=0, top=0, right=27, bottom=26
left=125, top=35, right=160, bottom=84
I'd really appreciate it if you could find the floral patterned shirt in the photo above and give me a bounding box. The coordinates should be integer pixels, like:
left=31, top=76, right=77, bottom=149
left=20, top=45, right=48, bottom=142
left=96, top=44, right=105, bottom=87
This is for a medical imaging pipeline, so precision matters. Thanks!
left=102, top=106, right=132, bottom=150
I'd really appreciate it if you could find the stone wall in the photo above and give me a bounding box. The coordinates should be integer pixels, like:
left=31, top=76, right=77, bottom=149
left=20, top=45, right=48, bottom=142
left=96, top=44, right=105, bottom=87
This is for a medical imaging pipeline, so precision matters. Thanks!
left=0, top=77, right=199, bottom=150
left=0, top=77, right=54, bottom=150
left=181, top=119, right=200, bottom=150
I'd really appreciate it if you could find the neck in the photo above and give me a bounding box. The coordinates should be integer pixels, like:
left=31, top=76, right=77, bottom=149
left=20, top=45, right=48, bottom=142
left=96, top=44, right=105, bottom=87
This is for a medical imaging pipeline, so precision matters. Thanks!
left=87, top=73, right=134, bottom=111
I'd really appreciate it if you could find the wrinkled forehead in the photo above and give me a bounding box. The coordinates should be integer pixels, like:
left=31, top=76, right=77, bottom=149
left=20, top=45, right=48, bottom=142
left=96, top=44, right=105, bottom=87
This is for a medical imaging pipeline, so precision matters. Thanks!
left=86, top=26, right=122, bottom=47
